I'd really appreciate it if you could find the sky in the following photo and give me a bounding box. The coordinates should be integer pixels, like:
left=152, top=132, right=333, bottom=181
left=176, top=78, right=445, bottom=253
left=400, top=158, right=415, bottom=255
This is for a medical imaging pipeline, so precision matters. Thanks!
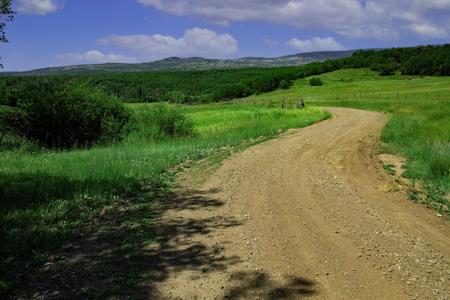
left=1, top=0, right=450, bottom=71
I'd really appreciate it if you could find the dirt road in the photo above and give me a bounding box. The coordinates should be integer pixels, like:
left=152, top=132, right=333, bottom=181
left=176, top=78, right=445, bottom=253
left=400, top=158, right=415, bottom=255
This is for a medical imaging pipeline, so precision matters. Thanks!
left=156, top=108, right=450, bottom=299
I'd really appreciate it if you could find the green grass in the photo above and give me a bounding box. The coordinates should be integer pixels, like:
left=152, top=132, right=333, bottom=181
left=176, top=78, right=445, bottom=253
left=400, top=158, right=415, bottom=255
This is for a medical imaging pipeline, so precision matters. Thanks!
left=243, top=69, right=450, bottom=103
left=0, top=103, right=328, bottom=293
left=383, top=164, right=396, bottom=176
left=243, top=68, right=450, bottom=215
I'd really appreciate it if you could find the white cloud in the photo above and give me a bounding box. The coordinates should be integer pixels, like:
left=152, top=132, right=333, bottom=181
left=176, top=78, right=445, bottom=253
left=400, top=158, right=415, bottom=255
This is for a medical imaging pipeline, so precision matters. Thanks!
left=415, top=0, right=450, bottom=10
left=58, top=50, right=137, bottom=64
left=406, top=22, right=448, bottom=39
left=16, top=0, right=60, bottom=15
left=138, top=0, right=450, bottom=40
left=97, top=27, right=238, bottom=60
left=287, top=37, right=345, bottom=52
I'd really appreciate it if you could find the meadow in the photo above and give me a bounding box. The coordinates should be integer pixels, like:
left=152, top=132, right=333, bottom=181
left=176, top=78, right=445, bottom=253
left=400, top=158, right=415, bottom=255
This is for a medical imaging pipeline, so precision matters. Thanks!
left=0, top=103, right=329, bottom=292
left=242, top=68, right=450, bottom=213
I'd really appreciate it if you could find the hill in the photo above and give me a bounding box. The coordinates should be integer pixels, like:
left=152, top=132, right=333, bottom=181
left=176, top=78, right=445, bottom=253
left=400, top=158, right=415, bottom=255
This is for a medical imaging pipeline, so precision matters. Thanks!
left=0, top=50, right=355, bottom=76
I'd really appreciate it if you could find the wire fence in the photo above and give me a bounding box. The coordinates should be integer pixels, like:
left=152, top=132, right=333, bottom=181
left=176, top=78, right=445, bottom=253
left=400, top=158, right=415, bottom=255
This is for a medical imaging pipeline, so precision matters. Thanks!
left=230, top=91, right=450, bottom=109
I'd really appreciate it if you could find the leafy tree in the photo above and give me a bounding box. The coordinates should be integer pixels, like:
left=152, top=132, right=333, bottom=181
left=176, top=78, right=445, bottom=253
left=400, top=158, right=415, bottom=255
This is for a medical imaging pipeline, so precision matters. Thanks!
left=309, top=77, right=323, bottom=86
left=166, top=90, right=187, bottom=103
left=0, top=0, right=13, bottom=42
left=2, top=80, right=131, bottom=148
left=0, top=0, right=15, bottom=68
left=278, top=79, right=290, bottom=89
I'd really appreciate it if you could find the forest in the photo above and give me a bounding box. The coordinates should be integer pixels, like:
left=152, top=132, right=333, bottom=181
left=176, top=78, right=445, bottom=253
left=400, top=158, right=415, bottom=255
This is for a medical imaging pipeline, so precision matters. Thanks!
left=1, top=44, right=450, bottom=104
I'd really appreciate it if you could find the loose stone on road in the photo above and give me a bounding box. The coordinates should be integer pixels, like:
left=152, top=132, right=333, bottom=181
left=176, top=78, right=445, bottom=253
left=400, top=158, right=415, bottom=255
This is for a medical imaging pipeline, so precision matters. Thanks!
left=157, top=108, right=450, bottom=299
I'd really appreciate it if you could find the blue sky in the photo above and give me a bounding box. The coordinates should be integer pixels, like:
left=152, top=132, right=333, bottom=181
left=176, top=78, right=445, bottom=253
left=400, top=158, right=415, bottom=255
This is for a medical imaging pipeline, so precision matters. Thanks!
left=1, top=0, right=450, bottom=71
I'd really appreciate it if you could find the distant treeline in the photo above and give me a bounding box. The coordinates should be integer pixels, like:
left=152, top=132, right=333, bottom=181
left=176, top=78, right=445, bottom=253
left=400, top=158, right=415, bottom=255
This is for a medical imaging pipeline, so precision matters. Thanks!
left=1, top=44, right=449, bottom=104
left=0, top=68, right=303, bottom=104
left=345, top=45, right=450, bottom=76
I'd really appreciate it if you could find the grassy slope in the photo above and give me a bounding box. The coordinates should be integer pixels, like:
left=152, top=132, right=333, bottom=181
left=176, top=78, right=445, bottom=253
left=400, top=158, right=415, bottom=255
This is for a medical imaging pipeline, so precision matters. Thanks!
left=0, top=104, right=329, bottom=292
left=243, top=68, right=450, bottom=102
left=244, top=68, right=450, bottom=214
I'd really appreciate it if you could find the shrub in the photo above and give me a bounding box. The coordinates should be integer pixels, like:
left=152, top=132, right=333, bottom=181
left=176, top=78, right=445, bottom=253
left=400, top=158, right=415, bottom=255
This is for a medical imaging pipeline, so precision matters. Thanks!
left=213, top=83, right=253, bottom=101
left=309, top=77, right=323, bottom=86
left=4, top=80, right=131, bottom=148
left=165, top=90, right=187, bottom=103
left=374, top=62, right=399, bottom=76
left=0, top=105, right=26, bottom=138
left=130, top=103, right=196, bottom=140
left=278, top=79, right=290, bottom=89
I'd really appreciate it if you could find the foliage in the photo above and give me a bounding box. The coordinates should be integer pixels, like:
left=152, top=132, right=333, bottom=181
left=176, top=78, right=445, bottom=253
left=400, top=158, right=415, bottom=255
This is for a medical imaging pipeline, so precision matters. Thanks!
left=2, top=44, right=450, bottom=103
left=278, top=79, right=290, bottom=89
left=89, top=67, right=303, bottom=103
left=165, top=90, right=186, bottom=103
left=0, top=67, right=303, bottom=103
left=128, top=103, right=196, bottom=140
left=2, top=80, right=131, bottom=148
left=348, top=46, right=450, bottom=76
left=309, top=77, right=323, bottom=86
left=0, top=105, right=24, bottom=137
left=0, top=0, right=15, bottom=42
left=0, top=0, right=14, bottom=43
left=0, top=0, right=14, bottom=68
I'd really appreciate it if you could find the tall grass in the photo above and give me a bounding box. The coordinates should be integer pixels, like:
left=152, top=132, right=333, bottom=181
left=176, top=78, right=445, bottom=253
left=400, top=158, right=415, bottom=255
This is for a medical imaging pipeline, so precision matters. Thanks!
left=0, top=103, right=328, bottom=292
left=243, top=68, right=450, bottom=213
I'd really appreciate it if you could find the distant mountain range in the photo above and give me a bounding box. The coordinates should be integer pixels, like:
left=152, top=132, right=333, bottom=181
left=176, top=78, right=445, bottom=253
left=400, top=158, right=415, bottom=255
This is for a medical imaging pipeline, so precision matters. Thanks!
left=1, top=50, right=355, bottom=76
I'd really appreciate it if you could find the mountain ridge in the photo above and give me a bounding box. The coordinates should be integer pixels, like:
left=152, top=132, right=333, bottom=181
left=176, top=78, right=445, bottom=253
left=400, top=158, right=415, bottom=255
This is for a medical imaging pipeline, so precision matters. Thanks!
left=1, top=50, right=355, bottom=76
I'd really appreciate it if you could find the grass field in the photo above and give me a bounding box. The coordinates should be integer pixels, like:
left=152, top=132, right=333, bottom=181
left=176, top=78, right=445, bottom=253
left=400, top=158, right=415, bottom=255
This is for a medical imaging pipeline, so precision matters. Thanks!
left=242, top=68, right=450, bottom=214
left=0, top=104, right=329, bottom=293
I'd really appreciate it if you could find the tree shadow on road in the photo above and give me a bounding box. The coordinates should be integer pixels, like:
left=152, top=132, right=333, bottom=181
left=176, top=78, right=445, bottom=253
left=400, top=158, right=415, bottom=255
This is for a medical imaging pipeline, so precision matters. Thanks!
left=13, top=186, right=317, bottom=299
left=13, top=187, right=239, bottom=299
left=224, top=272, right=316, bottom=299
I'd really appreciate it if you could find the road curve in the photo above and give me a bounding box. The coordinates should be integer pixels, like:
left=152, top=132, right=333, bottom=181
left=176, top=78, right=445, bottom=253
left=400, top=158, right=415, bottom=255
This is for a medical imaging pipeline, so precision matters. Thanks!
left=156, top=108, right=450, bottom=299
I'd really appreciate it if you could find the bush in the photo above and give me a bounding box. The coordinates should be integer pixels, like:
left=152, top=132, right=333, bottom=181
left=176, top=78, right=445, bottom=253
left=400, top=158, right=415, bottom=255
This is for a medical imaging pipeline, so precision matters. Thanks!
left=278, top=79, right=290, bottom=89
left=309, top=77, right=323, bottom=86
left=3, top=80, right=131, bottom=148
left=165, top=90, right=186, bottom=103
left=213, top=83, right=253, bottom=101
left=130, top=103, right=196, bottom=140
left=0, top=105, right=26, bottom=138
